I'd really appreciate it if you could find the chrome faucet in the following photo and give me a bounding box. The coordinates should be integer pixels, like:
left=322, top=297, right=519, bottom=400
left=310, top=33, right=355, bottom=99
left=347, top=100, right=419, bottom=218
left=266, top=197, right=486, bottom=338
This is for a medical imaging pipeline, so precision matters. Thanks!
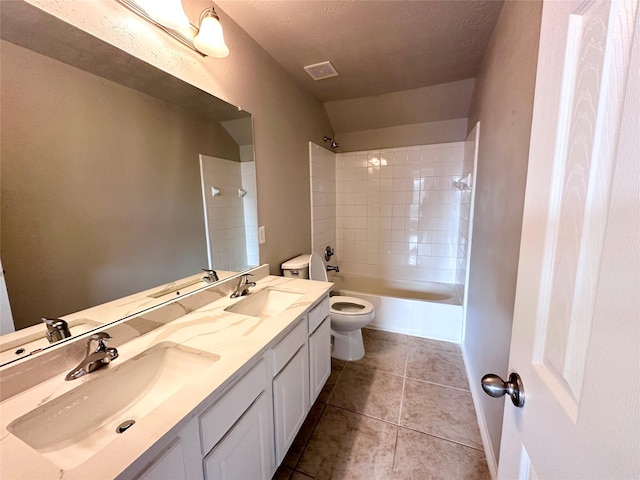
left=230, top=273, right=256, bottom=298
left=42, top=317, right=71, bottom=343
left=65, top=332, right=118, bottom=381
left=202, top=268, right=219, bottom=283
left=326, top=265, right=340, bottom=273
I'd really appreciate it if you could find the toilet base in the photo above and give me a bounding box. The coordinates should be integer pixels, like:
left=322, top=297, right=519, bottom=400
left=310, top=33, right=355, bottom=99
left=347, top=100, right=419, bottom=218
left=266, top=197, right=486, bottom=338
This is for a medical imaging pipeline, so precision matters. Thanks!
left=331, top=328, right=365, bottom=361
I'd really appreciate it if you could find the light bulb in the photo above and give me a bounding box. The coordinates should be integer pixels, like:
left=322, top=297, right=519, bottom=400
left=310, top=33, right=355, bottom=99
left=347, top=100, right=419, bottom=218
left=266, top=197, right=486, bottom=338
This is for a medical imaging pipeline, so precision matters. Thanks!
left=138, top=0, right=191, bottom=31
left=193, top=8, right=229, bottom=58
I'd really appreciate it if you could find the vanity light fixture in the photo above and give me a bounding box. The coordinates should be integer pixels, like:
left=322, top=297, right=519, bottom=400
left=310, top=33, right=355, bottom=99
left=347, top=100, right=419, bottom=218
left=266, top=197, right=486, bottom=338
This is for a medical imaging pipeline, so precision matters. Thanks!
left=193, top=7, right=229, bottom=58
left=115, top=0, right=229, bottom=58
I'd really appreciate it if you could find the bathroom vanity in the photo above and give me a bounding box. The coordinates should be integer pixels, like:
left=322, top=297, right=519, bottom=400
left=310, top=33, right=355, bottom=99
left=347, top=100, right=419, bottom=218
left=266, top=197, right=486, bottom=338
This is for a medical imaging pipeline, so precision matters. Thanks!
left=0, top=266, right=333, bottom=479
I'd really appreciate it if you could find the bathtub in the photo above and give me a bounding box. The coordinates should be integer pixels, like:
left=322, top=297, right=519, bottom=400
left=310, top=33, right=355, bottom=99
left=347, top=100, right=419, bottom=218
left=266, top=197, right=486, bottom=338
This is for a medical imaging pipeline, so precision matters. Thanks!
left=330, top=273, right=464, bottom=343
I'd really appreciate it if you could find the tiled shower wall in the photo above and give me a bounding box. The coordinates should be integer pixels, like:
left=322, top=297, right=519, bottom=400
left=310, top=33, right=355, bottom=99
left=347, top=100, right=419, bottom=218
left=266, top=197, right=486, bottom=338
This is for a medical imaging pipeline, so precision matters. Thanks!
left=309, top=143, right=336, bottom=261
left=335, top=144, right=464, bottom=283
left=200, top=154, right=257, bottom=271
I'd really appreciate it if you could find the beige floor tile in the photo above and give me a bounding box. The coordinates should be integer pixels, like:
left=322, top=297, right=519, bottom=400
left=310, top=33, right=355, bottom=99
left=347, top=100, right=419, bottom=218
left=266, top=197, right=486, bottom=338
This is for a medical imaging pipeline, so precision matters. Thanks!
left=297, top=406, right=397, bottom=480
left=353, top=333, right=407, bottom=375
left=291, top=471, right=316, bottom=480
left=392, top=428, right=490, bottom=480
left=406, top=346, right=469, bottom=390
left=283, top=402, right=326, bottom=468
left=363, top=328, right=410, bottom=345
left=401, top=379, right=482, bottom=449
left=273, top=465, right=294, bottom=480
left=328, top=362, right=404, bottom=422
left=405, top=335, right=462, bottom=354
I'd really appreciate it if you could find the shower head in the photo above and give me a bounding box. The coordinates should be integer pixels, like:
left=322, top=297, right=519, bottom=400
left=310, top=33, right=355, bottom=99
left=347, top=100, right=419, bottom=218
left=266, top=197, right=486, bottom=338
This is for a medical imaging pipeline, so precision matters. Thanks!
left=323, top=136, right=339, bottom=150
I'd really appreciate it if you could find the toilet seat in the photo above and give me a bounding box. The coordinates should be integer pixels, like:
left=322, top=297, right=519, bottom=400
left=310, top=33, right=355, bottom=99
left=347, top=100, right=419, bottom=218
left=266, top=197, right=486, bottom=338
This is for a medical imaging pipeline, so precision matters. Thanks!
left=329, top=295, right=375, bottom=331
left=330, top=296, right=374, bottom=316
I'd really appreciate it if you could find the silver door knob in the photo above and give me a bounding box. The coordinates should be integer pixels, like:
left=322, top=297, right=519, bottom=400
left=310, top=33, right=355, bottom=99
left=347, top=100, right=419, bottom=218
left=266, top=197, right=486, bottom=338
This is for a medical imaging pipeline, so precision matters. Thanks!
left=481, top=372, right=525, bottom=407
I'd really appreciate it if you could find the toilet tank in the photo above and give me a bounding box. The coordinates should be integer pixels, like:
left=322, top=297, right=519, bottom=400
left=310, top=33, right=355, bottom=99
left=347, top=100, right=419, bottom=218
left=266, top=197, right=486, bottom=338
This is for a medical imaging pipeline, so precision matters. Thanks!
left=281, top=254, right=311, bottom=279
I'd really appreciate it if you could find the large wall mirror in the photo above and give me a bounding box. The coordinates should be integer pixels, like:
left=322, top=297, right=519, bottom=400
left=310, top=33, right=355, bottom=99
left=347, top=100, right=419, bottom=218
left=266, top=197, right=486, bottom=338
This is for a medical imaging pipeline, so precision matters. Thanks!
left=0, top=1, right=258, bottom=366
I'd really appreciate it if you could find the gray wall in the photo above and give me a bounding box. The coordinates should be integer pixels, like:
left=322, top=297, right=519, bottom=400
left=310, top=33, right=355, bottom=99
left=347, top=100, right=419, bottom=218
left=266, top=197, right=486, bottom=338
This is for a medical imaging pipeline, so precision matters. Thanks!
left=463, top=0, right=543, bottom=462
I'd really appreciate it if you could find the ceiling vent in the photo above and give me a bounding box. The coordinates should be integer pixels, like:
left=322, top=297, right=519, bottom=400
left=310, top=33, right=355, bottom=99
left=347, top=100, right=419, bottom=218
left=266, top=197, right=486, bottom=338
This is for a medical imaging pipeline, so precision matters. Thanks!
left=303, top=61, right=339, bottom=81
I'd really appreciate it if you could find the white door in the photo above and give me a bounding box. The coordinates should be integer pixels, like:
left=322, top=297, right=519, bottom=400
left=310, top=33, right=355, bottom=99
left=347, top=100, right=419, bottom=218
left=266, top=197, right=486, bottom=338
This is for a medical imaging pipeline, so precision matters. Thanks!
left=495, top=0, right=640, bottom=478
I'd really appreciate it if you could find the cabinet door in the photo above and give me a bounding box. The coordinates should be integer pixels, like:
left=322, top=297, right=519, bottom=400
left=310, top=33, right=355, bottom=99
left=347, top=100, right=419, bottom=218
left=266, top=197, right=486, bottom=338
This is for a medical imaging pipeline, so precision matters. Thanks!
left=203, top=392, right=273, bottom=480
left=127, top=418, right=202, bottom=480
left=272, top=344, right=310, bottom=464
left=309, top=317, right=331, bottom=403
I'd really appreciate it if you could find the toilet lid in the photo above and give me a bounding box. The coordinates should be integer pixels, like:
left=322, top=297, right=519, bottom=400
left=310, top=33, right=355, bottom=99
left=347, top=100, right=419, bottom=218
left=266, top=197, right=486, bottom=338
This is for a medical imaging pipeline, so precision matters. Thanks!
left=330, top=296, right=374, bottom=315
left=309, top=252, right=328, bottom=282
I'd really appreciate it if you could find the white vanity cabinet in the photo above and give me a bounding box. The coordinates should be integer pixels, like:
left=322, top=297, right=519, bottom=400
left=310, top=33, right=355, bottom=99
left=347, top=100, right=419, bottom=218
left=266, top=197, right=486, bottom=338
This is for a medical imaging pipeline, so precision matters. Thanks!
left=121, top=293, right=332, bottom=480
left=200, top=359, right=274, bottom=480
left=203, top=392, right=273, bottom=480
left=131, top=417, right=203, bottom=480
left=309, top=317, right=331, bottom=402
left=271, top=319, right=310, bottom=464
left=307, top=296, right=331, bottom=403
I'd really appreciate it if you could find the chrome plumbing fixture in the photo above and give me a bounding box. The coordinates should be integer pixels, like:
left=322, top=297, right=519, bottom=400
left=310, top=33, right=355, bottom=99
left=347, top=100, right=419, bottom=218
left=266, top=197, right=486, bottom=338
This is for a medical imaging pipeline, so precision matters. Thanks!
left=202, top=269, right=219, bottom=283
left=42, top=317, right=71, bottom=343
left=326, top=265, right=340, bottom=273
left=322, top=136, right=340, bottom=150
left=230, top=273, right=256, bottom=298
left=65, top=332, right=119, bottom=381
left=324, top=246, right=335, bottom=261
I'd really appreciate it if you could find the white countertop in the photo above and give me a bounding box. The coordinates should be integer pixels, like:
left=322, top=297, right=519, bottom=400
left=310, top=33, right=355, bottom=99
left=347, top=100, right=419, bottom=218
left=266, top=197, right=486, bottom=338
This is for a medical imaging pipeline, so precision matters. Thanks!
left=0, top=273, right=333, bottom=479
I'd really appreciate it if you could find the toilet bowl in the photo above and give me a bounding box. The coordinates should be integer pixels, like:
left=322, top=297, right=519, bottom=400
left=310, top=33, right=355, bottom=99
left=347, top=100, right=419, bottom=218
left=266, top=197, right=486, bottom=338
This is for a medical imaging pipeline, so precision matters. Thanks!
left=281, top=252, right=375, bottom=361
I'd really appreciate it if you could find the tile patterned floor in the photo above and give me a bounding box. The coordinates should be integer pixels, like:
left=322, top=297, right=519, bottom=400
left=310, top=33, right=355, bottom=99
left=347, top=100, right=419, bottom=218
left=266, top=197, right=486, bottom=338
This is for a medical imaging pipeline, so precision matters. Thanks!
left=274, top=328, right=490, bottom=480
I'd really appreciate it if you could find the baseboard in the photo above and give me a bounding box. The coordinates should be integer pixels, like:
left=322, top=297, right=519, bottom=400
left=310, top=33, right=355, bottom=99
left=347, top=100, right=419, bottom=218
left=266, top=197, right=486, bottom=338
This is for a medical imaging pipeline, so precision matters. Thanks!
left=461, top=343, right=499, bottom=479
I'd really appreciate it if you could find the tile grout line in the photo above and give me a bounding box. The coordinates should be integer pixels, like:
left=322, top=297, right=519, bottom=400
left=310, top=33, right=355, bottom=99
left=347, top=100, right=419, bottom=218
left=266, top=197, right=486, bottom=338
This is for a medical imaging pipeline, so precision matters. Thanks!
left=398, top=424, right=486, bottom=452
left=397, top=347, right=409, bottom=426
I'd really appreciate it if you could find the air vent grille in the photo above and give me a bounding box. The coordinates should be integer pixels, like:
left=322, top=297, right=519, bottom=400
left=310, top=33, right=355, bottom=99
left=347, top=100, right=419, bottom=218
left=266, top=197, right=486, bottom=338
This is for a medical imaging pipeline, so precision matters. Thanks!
left=303, top=61, right=339, bottom=81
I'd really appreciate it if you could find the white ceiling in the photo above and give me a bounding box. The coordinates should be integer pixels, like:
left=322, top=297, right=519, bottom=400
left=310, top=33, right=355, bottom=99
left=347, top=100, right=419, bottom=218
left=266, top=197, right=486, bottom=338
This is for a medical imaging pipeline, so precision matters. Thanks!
left=215, top=0, right=504, bottom=103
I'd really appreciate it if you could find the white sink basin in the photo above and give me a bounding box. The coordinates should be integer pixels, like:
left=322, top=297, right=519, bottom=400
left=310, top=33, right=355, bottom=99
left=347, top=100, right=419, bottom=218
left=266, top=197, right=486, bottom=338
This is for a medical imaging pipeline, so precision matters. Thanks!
left=7, top=342, right=219, bottom=470
left=224, top=288, right=304, bottom=318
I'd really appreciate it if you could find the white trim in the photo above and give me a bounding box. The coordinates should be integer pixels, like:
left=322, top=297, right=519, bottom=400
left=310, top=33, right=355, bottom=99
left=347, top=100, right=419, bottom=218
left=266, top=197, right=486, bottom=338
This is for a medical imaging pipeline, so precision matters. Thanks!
left=462, top=343, right=498, bottom=479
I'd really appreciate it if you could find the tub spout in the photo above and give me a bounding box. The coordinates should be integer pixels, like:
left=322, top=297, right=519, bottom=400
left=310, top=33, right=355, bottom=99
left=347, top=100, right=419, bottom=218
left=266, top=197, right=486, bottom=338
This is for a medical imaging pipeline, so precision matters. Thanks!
left=327, top=265, right=339, bottom=273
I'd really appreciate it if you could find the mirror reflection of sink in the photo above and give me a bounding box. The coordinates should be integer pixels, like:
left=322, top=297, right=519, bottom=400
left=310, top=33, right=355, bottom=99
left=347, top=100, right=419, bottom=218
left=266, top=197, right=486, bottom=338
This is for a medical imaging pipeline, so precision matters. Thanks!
left=147, top=278, right=204, bottom=298
left=0, top=319, right=102, bottom=364
left=7, top=342, right=219, bottom=470
left=224, top=288, right=304, bottom=318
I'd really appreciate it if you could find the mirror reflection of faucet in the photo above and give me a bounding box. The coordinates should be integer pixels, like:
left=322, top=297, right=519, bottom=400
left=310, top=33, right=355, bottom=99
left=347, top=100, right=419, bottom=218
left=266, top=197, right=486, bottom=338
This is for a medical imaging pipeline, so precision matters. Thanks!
left=42, top=317, right=71, bottom=344
left=202, top=269, right=219, bottom=283
left=65, top=332, right=118, bottom=381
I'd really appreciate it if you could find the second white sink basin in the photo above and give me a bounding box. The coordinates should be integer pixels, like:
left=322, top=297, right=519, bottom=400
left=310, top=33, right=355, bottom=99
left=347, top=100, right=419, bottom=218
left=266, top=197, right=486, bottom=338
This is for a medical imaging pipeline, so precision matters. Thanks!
left=224, top=287, right=304, bottom=318
left=7, top=342, right=219, bottom=470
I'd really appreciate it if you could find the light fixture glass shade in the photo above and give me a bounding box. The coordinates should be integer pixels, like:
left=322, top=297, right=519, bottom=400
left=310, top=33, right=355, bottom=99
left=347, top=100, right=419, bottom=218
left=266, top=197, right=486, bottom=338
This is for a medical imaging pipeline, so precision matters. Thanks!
left=138, top=0, right=191, bottom=31
left=193, top=8, right=229, bottom=58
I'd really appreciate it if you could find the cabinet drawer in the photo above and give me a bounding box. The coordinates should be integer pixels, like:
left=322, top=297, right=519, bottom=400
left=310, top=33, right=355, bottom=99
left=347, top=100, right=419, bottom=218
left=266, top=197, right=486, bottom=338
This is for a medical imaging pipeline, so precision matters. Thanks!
left=271, top=319, right=307, bottom=376
left=199, top=359, right=267, bottom=455
left=308, top=296, right=330, bottom=334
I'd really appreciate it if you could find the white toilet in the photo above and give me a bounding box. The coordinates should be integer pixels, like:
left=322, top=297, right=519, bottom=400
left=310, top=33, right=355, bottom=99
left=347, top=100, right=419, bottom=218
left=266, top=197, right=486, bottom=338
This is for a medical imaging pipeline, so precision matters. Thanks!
left=281, top=253, right=375, bottom=361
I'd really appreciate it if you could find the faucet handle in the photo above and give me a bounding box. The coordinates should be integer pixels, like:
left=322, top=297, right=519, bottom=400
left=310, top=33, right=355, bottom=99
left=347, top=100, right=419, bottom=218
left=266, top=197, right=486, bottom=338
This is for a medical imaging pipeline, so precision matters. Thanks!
left=88, top=332, right=112, bottom=352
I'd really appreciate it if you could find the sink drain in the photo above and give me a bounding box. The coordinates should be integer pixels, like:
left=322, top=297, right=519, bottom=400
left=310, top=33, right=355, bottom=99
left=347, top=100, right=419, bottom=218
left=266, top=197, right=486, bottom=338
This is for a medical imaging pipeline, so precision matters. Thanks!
left=116, top=419, right=135, bottom=434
